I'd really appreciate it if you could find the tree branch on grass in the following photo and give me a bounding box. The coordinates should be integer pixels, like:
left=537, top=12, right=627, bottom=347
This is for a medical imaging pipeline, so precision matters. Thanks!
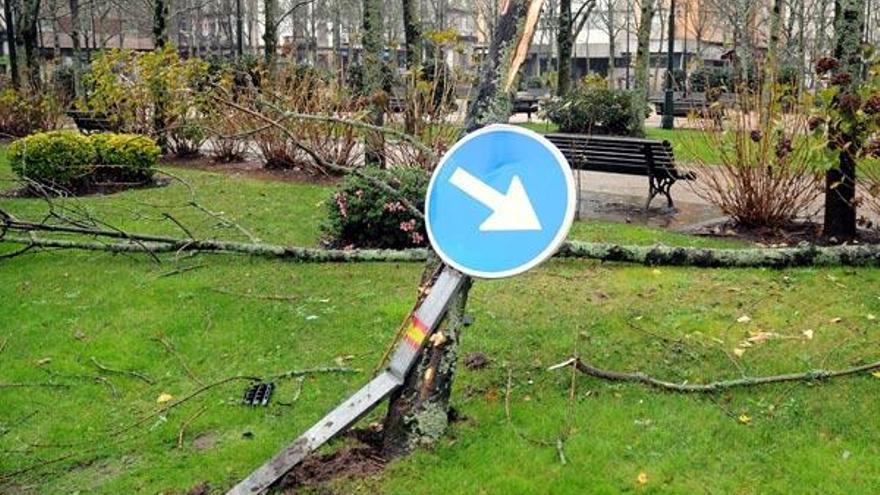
left=90, top=356, right=155, bottom=385
left=548, top=357, right=880, bottom=393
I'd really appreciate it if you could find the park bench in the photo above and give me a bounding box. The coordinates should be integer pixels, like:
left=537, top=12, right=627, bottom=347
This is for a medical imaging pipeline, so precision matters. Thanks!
left=513, top=93, right=540, bottom=120
left=545, top=133, right=696, bottom=209
left=67, top=110, right=116, bottom=134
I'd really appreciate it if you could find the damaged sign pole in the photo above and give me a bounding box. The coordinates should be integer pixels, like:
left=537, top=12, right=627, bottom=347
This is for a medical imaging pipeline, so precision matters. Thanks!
left=228, top=125, right=575, bottom=495
left=226, top=267, right=468, bottom=495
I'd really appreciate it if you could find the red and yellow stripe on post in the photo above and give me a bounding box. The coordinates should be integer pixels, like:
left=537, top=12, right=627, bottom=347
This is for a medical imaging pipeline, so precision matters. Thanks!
left=403, top=317, right=428, bottom=349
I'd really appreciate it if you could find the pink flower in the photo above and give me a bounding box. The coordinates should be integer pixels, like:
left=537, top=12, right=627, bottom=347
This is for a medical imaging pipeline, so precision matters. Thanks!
left=384, top=201, right=405, bottom=213
left=410, top=232, right=425, bottom=245
left=399, top=219, right=416, bottom=232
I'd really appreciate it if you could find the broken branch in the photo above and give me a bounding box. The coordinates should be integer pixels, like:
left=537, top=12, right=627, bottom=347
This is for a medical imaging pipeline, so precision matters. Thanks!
left=549, top=357, right=880, bottom=393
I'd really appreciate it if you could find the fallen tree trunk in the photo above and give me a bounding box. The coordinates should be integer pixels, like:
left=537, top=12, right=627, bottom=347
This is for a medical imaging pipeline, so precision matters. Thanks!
left=5, top=233, right=880, bottom=268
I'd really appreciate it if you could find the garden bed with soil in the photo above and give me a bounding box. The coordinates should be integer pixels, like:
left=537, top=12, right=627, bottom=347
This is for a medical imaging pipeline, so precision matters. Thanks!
left=163, top=155, right=341, bottom=186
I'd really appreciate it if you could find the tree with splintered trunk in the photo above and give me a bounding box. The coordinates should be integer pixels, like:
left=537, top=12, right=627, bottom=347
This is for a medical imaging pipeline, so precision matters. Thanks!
left=822, top=0, right=865, bottom=241
left=362, top=0, right=385, bottom=166
left=382, top=0, right=547, bottom=456
left=3, top=0, right=20, bottom=89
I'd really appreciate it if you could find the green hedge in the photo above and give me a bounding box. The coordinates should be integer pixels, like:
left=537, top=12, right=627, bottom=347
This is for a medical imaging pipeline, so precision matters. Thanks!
left=322, top=166, right=429, bottom=249
left=90, top=133, right=161, bottom=182
left=9, top=131, right=160, bottom=189
left=8, top=131, right=97, bottom=186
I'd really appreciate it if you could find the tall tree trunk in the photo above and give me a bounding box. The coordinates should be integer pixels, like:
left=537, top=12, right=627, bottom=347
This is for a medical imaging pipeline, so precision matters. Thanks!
left=17, top=0, right=42, bottom=90
left=607, top=0, right=616, bottom=87
left=362, top=0, right=385, bottom=166
left=4, top=0, right=19, bottom=88
left=69, top=0, right=84, bottom=102
left=823, top=0, right=865, bottom=241
left=235, top=0, right=244, bottom=57
left=634, top=0, right=654, bottom=109
left=332, top=0, right=342, bottom=72
left=382, top=0, right=547, bottom=457
left=557, top=0, right=573, bottom=95
left=263, top=0, right=277, bottom=68
left=402, top=0, right=422, bottom=71
left=153, top=0, right=169, bottom=47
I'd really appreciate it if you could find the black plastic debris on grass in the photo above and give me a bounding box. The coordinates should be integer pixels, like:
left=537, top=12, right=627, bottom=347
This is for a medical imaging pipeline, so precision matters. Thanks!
left=243, top=382, right=275, bottom=406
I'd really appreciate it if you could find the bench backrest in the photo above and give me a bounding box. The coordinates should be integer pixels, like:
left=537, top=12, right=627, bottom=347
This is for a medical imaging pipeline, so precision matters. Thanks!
left=67, top=110, right=115, bottom=132
left=545, top=133, right=679, bottom=178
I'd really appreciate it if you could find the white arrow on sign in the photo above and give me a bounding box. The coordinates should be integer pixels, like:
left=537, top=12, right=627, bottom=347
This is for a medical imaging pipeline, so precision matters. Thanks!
left=449, top=167, right=542, bottom=232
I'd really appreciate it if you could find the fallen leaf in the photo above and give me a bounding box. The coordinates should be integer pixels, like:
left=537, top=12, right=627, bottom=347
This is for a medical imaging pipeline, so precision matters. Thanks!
left=829, top=317, right=842, bottom=324
left=738, top=414, right=751, bottom=424
left=868, top=314, right=877, bottom=321
left=737, top=315, right=752, bottom=324
left=802, top=329, right=814, bottom=340
left=36, top=357, right=52, bottom=366
left=485, top=388, right=498, bottom=402
left=871, top=371, right=880, bottom=379
left=157, top=393, right=174, bottom=404
left=637, top=472, right=649, bottom=485
left=733, top=348, right=746, bottom=357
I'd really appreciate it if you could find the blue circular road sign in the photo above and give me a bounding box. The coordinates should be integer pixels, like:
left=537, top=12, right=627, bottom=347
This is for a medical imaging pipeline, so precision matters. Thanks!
left=425, top=124, right=576, bottom=279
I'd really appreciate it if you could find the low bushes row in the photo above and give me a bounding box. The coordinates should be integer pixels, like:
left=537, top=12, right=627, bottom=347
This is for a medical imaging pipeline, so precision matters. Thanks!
left=9, top=131, right=160, bottom=190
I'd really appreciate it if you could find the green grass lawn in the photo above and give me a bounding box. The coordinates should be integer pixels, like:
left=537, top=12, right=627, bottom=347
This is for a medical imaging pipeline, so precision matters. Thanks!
left=3, top=154, right=880, bottom=494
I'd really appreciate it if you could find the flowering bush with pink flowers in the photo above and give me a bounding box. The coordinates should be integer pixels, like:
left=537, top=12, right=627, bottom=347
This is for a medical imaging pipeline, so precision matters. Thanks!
left=322, top=166, right=429, bottom=249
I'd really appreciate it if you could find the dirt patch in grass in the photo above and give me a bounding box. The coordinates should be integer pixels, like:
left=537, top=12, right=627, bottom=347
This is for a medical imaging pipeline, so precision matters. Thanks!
left=280, top=429, right=386, bottom=494
left=192, top=433, right=217, bottom=451
left=163, top=155, right=341, bottom=187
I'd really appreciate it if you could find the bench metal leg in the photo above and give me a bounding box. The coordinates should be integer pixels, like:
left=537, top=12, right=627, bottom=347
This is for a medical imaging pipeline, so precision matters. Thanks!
left=647, top=176, right=676, bottom=210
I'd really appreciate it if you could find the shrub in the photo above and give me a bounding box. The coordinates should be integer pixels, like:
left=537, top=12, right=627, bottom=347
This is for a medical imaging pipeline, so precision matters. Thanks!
left=686, top=87, right=821, bottom=228
left=544, top=84, right=644, bottom=136
left=90, top=133, right=161, bottom=182
left=8, top=130, right=96, bottom=186
left=689, top=66, right=732, bottom=93
left=323, top=166, right=429, bottom=249
left=168, top=122, right=207, bottom=157
left=8, top=131, right=159, bottom=189
left=0, top=88, right=63, bottom=138
left=236, top=66, right=361, bottom=174
left=84, top=47, right=213, bottom=152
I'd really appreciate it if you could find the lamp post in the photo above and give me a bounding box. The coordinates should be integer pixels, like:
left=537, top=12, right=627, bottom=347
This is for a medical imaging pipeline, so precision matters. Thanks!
left=661, top=0, right=675, bottom=129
